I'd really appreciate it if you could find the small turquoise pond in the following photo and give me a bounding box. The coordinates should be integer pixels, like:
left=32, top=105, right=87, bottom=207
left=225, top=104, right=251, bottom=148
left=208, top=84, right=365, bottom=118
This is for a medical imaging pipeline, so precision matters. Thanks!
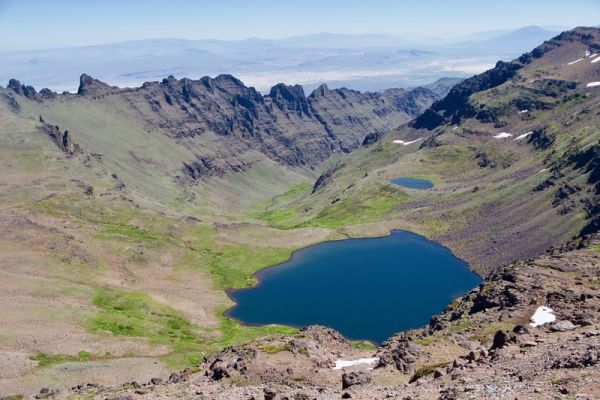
left=391, top=177, right=434, bottom=189
left=226, top=231, right=481, bottom=344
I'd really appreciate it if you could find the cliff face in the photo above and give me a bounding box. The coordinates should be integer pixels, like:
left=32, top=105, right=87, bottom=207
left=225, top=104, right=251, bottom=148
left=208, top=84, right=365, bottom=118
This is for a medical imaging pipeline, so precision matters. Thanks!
left=67, top=73, right=438, bottom=175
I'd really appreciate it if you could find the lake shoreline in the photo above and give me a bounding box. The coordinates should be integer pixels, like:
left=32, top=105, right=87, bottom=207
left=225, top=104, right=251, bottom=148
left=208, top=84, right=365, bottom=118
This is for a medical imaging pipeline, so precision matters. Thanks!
left=224, top=229, right=481, bottom=345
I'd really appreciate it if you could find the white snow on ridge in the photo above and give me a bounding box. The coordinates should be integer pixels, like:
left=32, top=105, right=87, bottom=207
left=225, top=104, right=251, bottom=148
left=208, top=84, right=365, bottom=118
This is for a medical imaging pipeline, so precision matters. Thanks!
left=333, top=357, right=379, bottom=370
left=592, top=56, right=600, bottom=64
left=494, top=132, right=512, bottom=139
left=567, top=58, right=583, bottom=65
left=530, top=306, right=556, bottom=327
left=515, top=131, right=533, bottom=140
left=587, top=82, right=600, bottom=88
left=392, top=138, right=422, bottom=145
left=519, top=109, right=528, bottom=113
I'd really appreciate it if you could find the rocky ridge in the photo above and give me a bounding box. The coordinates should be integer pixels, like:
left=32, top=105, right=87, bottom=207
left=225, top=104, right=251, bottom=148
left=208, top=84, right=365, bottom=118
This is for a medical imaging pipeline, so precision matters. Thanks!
left=5, top=73, right=439, bottom=181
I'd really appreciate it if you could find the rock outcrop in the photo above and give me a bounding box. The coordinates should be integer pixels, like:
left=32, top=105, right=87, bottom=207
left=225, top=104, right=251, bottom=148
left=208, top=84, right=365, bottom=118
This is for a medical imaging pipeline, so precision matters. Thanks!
left=40, top=123, right=79, bottom=155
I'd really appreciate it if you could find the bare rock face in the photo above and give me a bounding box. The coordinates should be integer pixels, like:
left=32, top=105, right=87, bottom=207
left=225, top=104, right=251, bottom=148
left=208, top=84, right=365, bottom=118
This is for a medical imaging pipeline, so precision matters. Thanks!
left=8, top=78, right=39, bottom=100
left=77, top=73, right=120, bottom=96
left=183, top=156, right=252, bottom=180
left=7, top=73, right=439, bottom=180
left=376, top=334, right=420, bottom=372
left=204, top=347, right=256, bottom=381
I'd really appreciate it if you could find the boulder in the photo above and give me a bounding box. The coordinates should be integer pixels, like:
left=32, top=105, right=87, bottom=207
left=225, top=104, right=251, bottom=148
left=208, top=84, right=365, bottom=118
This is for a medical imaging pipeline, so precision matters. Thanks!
left=263, top=387, right=278, bottom=400
left=551, top=321, right=576, bottom=332
left=490, top=330, right=515, bottom=350
left=342, top=371, right=372, bottom=389
left=377, top=335, right=420, bottom=373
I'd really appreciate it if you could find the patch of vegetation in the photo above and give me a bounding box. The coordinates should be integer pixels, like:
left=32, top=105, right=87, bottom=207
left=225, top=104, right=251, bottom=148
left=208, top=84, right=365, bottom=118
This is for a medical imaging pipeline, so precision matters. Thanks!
left=351, top=340, right=377, bottom=350
left=445, top=298, right=462, bottom=311
left=556, top=92, right=589, bottom=113
left=414, top=335, right=440, bottom=347
left=447, top=317, right=474, bottom=334
left=88, top=287, right=204, bottom=368
left=30, top=350, right=99, bottom=367
left=255, top=208, right=299, bottom=229
left=410, top=361, right=450, bottom=382
left=271, top=183, right=312, bottom=204
left=304, top=185, right=408, bottom=229
left=179, top=236, right=293, bottom=290
left=1, top=395, right=24, bottom=400
left=209, top=310, right=297, bottom=351
left=103, top=224, right=159, bottom=241
left=297, top=347, right=308, bottom=356
left=247, top=183, right=310, bottom=226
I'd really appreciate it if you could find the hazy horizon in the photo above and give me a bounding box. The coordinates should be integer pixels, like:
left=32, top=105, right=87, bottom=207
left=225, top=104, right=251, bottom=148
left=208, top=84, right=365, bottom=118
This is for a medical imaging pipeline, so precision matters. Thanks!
left=0, top=0, right=599, bottom=50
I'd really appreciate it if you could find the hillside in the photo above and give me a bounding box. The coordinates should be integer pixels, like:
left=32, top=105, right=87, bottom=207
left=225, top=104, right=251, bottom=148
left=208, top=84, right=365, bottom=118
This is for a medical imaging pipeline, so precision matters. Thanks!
left=260, top=27, right=600, bottom=275
left=2, top=74, right=437, bottom=213
left=0, top=73, right=437, bottom=395
left=0, top=27, right=599, bottom=399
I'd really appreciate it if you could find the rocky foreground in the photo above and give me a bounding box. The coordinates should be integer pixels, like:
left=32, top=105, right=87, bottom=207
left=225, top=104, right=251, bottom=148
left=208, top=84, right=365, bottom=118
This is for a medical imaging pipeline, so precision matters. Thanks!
left=28, top=236, right=599, bottom=400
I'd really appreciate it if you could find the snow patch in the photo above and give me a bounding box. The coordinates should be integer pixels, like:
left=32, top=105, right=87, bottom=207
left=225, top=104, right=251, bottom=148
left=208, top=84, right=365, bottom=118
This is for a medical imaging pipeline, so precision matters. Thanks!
left=530, top=306, right=556, bottom=327
left=452, top=126, right=458, bottom=131
left=588, top=53, right=598, bottom=59
left=494, top=132, right=512, bottom=139
left=567, top=58, right=583, bottom=66
left=585, top=50, right=591, bottom=57
left=515, top=131, right=533, bottom=140
left=539, top=168, right=547, bottom=173
left=392, top=138, right=422, bottom=145
left=519, top=109, right=528, bottom=113
left=333, top=357, right=379, bottom=370
left=591, top=56, right=600, bottom=64
left=586, top=82, right=600, bottom=88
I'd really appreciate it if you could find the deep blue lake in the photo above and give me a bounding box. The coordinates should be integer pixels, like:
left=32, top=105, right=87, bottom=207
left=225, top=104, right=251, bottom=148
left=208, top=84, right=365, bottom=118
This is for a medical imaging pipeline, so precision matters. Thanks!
left=227, top=231, right=481, bottom=344
left=391, top=177, right=434, bottom=189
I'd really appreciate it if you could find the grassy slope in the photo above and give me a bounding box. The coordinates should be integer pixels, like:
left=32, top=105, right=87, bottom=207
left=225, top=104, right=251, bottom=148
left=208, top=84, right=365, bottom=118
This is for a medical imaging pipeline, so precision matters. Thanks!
left=246, top=34, right=600, bottom=274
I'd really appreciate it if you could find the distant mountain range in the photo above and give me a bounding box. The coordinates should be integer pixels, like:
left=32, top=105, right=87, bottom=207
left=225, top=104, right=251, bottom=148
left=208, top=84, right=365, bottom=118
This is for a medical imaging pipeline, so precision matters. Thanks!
left=0, top=26, right=565, bottom=93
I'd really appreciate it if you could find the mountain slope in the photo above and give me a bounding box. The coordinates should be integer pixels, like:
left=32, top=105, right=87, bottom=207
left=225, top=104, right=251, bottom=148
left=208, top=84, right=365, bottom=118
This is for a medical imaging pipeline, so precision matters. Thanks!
left=1, top=28, right=599, bottom=398
left=257, top=27, right=600, bottom=275
left=2, top=74, right=437, bottom=212
left=0, top=72, right=438, bottom=394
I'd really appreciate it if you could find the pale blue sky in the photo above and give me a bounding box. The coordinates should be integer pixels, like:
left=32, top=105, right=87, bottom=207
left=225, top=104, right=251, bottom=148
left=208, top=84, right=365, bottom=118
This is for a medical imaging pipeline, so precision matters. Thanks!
left=0, top=0, right=599, bottom=49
